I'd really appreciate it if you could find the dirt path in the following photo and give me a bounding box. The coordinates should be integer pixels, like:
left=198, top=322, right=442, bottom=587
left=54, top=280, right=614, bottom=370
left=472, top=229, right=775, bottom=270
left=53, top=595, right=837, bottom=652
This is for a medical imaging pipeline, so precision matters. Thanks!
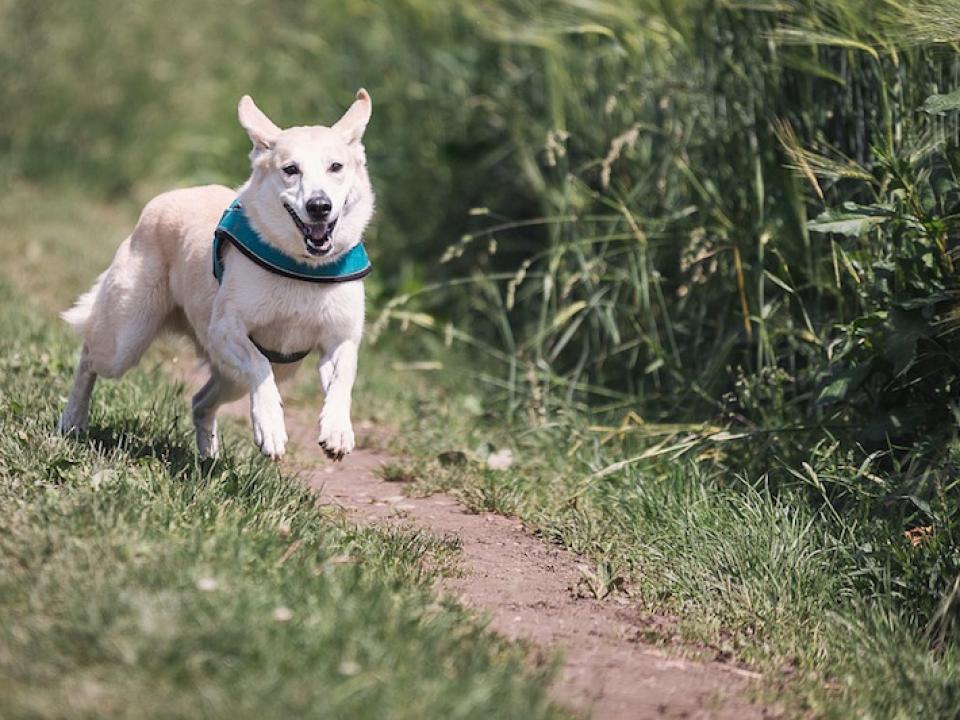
left=267, top=407, right=774, bottom=720
left=185, top=355, right=773, bottom=720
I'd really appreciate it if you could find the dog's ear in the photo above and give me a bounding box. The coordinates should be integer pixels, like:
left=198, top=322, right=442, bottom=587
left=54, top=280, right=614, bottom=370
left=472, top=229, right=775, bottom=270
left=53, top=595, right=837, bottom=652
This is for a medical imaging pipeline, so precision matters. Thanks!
left=332, top=89, right=372, bottom=146
left=238, top=95, right=281, bottom=153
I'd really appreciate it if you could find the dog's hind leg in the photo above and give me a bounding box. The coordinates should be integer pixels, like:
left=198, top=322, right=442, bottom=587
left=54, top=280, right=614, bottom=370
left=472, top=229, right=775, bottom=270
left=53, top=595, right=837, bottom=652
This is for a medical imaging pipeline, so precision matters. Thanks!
left=82, top=264, right=172, bottom=379
left=59, top=224, right=173, bottom=437
left=57, top=344, right=97, bottom=435
left=191, top=370, right=244, bottom=459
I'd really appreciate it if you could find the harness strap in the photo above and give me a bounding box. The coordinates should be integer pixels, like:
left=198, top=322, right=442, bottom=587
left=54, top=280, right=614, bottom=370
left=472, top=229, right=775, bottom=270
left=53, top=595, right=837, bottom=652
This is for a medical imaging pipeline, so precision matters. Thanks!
left=211, top=200, right=372, bottom=364
left=249, top=337, right=311, bottom=365
left=212, top=200, right=372, bottom=285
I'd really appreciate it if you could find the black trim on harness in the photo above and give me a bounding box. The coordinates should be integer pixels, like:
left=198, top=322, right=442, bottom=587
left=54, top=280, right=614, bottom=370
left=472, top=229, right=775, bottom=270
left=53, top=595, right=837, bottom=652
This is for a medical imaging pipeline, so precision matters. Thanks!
left=249, top=336, right=311, bottom=365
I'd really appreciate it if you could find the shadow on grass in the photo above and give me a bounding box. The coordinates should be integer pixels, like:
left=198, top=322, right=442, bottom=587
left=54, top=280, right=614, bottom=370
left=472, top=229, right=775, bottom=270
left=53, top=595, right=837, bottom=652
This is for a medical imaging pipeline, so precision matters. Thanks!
left=85, top=415, right=213, bottom=480
left=80, top=411, right=283, bottom=506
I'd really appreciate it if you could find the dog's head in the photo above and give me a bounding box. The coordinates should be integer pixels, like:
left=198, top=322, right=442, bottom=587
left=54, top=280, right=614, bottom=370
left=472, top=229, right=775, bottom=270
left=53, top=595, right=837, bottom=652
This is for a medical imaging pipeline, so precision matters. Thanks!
left=237, top=90, right=374, bottom=262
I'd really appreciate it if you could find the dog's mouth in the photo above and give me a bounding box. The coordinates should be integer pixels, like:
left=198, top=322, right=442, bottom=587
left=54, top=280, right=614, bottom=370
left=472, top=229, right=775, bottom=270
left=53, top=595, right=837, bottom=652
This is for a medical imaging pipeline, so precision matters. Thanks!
left=283, top=203, right=337, bottom=256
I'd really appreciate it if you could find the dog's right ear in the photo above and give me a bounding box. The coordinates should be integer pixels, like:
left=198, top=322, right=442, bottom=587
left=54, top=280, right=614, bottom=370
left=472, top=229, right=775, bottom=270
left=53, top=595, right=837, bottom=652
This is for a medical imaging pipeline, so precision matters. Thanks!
left=238, top=95, right=281, bottom=154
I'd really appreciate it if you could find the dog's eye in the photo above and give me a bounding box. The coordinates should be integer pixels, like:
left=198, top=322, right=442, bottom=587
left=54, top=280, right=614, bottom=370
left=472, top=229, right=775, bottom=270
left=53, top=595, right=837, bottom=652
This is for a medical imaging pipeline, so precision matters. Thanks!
left=329, top=162, right=343, bottom=173
left=282, top=163, right=300, bottom=176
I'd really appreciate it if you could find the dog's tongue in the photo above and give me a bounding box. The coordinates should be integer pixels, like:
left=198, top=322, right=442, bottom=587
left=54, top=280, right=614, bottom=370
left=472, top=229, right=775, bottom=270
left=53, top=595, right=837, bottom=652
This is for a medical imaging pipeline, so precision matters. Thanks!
left=306, top=224, right=328, bottom=242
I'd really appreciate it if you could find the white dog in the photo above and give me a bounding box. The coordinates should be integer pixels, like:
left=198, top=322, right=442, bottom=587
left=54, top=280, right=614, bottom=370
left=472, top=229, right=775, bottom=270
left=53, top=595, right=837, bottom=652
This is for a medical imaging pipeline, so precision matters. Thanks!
left=57, top=90, right=375, bottom=461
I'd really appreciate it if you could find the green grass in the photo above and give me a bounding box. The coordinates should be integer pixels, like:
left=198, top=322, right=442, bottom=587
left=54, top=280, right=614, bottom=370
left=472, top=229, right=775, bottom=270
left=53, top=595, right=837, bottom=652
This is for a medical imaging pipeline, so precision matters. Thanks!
left=4, top=1, right=960, bottom=714
left=0, top=191, right=563, bottom=719
left=352, top=337, right=960, bottom=718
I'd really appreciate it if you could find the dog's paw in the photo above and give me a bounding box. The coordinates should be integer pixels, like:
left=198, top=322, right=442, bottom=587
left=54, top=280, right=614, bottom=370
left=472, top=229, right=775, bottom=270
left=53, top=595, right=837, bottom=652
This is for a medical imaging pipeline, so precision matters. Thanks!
left=251, top=390, right=287, bottom=460
left=253, top=410, right=287, bottom=459
left=56, top=412, right=87, bottom=437
left=193, top=409, right=220, bottom=459
left=318, top=413, right=354, bottom=462
left=196, top=425, right=220, bottom=460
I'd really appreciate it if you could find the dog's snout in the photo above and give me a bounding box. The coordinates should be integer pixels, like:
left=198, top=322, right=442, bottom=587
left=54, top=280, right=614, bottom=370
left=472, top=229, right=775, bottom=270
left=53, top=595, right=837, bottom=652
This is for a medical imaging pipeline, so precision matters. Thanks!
left=305, top=193, right=332, bottom=221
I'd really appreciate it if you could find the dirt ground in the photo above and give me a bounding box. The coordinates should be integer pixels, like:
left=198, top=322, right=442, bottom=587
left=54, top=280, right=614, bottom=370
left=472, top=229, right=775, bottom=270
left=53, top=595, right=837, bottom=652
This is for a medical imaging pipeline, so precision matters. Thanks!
left=187, top=361, right=775, bottom=719
left=283, top=406, right=776, bottom=719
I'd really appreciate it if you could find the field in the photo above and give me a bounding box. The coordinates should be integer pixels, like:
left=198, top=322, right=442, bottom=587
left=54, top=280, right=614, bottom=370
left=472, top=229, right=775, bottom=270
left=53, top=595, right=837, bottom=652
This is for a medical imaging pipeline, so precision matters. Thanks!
left=3, top=1, right=960, bottom=718
left=0, top=188, right=564, bottom=718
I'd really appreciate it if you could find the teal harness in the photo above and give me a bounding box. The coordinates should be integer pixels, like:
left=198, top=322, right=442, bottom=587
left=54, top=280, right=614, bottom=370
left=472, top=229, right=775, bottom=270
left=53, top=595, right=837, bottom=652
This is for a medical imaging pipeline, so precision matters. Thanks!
left=213, top=200, right=372, bottom=363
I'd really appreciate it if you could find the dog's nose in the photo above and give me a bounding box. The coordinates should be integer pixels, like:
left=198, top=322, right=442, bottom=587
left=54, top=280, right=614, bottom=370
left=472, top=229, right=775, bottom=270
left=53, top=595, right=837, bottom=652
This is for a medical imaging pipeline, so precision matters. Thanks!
left=305, top=193, right=332, bottom=221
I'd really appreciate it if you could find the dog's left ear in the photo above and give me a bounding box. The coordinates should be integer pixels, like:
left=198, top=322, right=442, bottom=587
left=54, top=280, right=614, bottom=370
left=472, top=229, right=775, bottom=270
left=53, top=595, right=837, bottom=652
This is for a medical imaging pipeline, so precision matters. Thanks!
left=332, top=89, right=372, bottom=146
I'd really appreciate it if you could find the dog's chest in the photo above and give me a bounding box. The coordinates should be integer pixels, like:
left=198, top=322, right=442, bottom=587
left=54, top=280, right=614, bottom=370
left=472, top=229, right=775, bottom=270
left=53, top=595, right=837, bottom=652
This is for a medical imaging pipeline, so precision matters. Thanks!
left=233, top=269, right=365, bottom=354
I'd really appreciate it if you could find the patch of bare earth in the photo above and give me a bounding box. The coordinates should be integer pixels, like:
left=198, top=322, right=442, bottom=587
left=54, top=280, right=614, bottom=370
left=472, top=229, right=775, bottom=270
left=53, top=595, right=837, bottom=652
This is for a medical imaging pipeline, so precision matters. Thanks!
left=287, top=414, right=776, bottom=719
left=186, top=366, right=776, bottom=719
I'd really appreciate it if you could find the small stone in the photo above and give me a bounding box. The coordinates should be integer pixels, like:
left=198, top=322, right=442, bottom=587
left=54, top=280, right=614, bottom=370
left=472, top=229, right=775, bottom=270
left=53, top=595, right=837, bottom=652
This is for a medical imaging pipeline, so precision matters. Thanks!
left=338, top=659, right=361, bottom=676
left=90, top=469, right=111, bottom=491
left=196, top=577, right=218, bottom=592
left=487, top=449, right=514, bottom=471
left=273, top=606, right=293, bottom=622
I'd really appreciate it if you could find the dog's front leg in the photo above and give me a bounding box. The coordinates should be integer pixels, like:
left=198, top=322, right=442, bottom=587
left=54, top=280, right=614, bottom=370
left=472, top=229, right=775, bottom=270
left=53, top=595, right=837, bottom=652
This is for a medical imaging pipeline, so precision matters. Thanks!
left=207, top=306, right=287, bottom=459
left=317, top=340, right=358, bottom=461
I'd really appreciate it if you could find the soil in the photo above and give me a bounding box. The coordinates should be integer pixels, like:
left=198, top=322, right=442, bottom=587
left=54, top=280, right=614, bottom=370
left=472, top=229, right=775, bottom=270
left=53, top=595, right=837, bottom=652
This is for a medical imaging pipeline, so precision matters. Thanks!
left=199, top=379, right=777, bottom=719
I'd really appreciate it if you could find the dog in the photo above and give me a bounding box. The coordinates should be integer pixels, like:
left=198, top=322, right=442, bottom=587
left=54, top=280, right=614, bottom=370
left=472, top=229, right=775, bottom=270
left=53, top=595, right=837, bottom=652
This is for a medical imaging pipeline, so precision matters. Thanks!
left=57, top=90, right=375, bottom=461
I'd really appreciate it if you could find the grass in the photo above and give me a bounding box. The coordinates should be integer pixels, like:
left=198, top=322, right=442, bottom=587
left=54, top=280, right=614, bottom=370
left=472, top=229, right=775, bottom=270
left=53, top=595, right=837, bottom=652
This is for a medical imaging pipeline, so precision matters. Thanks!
left=350, top=333, right=960, bottom=718
left=4, top=180, right=957, bottom=717
left=4, top=1, right=960, bottom=715
left=0, top=188, right=563, bottom=719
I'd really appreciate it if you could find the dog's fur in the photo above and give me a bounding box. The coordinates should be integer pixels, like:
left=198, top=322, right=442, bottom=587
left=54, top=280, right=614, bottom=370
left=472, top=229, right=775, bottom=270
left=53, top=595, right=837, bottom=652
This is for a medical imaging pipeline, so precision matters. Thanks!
left=57, top=90, right=375, bottom=461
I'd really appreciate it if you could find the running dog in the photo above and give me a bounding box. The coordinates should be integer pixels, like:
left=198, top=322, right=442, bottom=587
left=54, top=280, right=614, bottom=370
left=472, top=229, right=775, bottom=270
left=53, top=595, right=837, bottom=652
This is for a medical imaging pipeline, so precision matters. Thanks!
left=57, top=90, right=375, bottom=461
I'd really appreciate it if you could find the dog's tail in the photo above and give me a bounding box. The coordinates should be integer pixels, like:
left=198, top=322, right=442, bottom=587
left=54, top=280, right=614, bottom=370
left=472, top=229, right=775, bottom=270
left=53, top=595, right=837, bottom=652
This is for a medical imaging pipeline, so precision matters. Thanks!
left=61, top=270, right=107, bottom=335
